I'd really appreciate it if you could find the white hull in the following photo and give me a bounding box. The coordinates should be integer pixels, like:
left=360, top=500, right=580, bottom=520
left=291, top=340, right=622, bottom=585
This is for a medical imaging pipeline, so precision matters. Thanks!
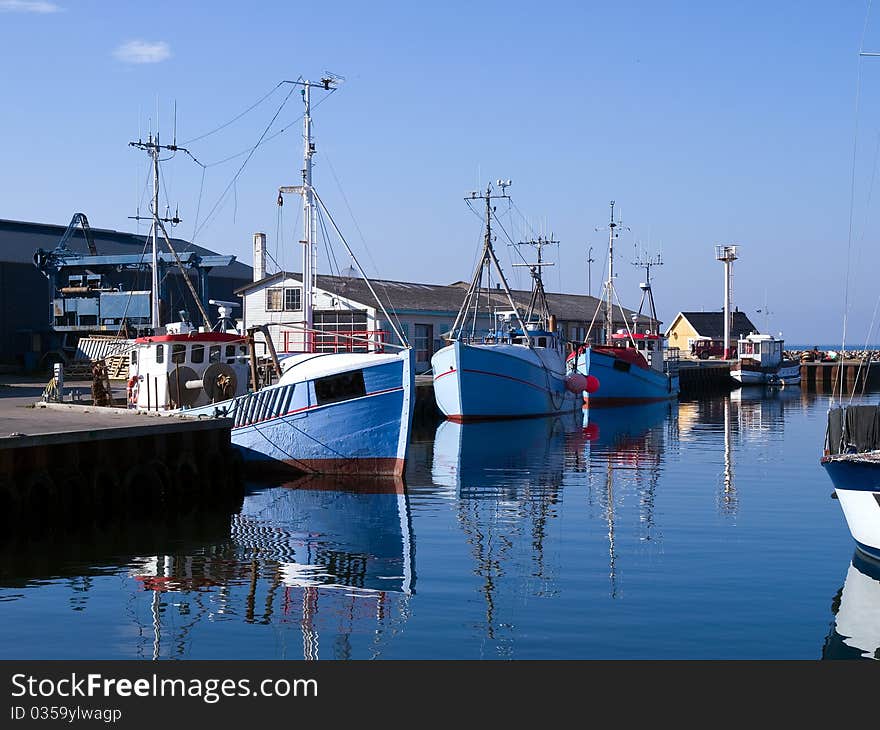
left=730, top=361, right=801, bottom=386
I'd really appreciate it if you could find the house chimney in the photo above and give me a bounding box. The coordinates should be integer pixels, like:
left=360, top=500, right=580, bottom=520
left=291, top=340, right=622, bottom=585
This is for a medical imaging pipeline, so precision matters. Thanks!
left=253, top=232, right=266, bottom=282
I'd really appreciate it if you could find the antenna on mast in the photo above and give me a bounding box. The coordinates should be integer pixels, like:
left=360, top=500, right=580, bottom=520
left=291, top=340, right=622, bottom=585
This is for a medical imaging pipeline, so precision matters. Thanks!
left=511, top=234, right=559, bottom=327
left=592, top=201, right=630, bottom=345
left=632, top=247, right=663, bottom=332
left=129, top=118, right=193, bottom=329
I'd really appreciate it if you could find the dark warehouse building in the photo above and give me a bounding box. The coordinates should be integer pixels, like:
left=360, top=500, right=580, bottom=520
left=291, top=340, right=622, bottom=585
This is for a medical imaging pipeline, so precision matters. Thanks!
left=0, top=217, right=253, bottom=372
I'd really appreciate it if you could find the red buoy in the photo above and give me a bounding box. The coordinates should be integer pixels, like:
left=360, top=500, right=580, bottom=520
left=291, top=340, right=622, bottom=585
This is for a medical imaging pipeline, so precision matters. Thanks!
left=583, top=422, right=600, bottom=441
left=585, top=375, right=600, bottom=394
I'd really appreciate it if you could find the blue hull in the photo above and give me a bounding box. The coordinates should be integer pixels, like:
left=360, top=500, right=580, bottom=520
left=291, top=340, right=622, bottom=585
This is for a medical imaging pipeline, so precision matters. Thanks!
left=189, top=351, right=414, bottom=477
left=576, top=348, right=679, bottom=405
left=431, top=340, right=580, bottom=421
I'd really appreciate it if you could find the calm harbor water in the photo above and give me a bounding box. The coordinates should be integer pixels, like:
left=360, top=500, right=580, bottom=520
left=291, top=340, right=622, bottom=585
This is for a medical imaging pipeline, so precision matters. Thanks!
left=2, top=388, right=878, bottom=660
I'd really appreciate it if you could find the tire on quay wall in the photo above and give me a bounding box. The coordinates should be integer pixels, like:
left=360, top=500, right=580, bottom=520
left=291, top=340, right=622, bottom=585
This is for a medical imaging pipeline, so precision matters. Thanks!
left=168, top=452, right=201, bottom=513
left=91, top=467, right=123, bottom=527
left=0, top=477, right=22, bottom=530
left=52, top=469, right=87, bottom=528
left=23, top=470, right=61, bottom=526
left=122, top=460, right=172, bottom=517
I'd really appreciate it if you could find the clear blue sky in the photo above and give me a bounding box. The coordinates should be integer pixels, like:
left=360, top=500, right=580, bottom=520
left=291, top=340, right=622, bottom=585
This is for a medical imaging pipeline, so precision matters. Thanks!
left=2, top=0, right=880, bottom=344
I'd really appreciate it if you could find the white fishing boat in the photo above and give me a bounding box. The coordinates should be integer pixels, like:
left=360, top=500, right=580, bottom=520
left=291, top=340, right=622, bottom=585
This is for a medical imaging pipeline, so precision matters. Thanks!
left=128, top=78, right=415, bottom=477
left=572, top=201, right=680, bottom=406
left=430, top=181, right=586, bottom=421
left=730, top=332, right=801, bottom=386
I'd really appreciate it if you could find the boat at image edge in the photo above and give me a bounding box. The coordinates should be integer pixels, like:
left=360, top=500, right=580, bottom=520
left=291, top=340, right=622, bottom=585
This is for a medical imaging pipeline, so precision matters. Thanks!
left=821, top=404, right=880, bottom=560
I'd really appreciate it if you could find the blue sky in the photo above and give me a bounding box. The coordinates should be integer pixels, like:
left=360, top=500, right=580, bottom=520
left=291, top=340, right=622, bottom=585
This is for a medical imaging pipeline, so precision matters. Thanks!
left=2, top=0, right=880, bottom=344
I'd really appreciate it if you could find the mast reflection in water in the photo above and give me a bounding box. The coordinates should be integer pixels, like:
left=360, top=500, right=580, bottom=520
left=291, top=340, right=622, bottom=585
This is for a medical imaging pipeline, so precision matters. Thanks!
left=2, top=386, right=876, bottom=658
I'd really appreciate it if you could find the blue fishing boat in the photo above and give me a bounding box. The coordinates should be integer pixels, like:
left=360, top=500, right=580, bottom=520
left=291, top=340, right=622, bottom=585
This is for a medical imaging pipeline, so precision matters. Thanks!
left=572, top=202, right=679, bottom=406
left=431, top=181, right=586, bottom=422
left=130, top=78, right=415, bottom=477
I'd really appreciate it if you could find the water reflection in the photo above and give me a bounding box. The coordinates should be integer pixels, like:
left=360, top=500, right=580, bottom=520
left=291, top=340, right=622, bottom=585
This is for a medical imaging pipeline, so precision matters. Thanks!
left=133, top=475, right=414, bottom=660
left=0, top=475, right=415, bottom=660
left=430, top=413, right=581, bottom=649
left=676, top=387, right=807, bottom=514
left=823, top=552, right=880, bottom=660
left=579, top=403, right=672, bottom=596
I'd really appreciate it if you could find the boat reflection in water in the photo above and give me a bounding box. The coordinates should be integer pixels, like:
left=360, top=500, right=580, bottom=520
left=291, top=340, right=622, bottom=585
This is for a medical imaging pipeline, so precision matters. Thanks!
left=125, top=475, right=414, bottom=660
left=578, top=402, right=673, bottom=596
left=430, top=413, right=581, bottom=649
left=823, top=552, right=880, bottom=660
left=431, top=411, right=582, bottom=494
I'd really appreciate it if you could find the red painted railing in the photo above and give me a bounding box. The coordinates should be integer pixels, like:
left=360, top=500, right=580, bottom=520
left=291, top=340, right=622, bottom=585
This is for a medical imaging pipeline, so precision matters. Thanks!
left=281, top=329, right=387, bottom=354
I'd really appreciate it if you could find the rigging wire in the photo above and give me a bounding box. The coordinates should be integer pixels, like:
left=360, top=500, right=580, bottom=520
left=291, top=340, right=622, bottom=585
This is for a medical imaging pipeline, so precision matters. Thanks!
left=191, top=84, right=298, bottom=242
left=180, top=82, right=285, bottom=145
left=318, top=140, right=406, bottom=338
left=316, top=204, right=342, bottom=278
left=837, top=0, right=875, bottom=403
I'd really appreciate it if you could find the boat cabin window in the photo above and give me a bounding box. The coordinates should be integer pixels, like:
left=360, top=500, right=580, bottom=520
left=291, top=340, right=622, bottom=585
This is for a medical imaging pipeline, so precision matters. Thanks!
left=191, top=344, right=205, bottom=364
left=209, top=345, right=221, bottom=363
left=225, top=344, right=236, bottom=364
left=537, top=337, right=546, bottom=348
left=647, top=341, right=655, bottom=351
left=314, top=370, right=367, bottom=406
left=131, top=349, right=138, bottom=365
left=171, top=344, right=187, bottom=364
left=155, top=344, right=164, bottom=364
left=637, top=341, right=645, bottom=350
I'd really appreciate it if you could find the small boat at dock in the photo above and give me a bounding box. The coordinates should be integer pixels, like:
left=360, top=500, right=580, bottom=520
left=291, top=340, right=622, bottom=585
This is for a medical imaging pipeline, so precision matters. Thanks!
left=730, top=332, right=801, bottom=386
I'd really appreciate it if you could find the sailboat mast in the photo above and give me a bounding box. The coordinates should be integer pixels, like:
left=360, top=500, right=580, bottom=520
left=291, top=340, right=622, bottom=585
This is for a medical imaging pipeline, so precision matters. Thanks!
left=605, top=200, right=616, bottom=345
left=301, top=82, right=315, bottom=344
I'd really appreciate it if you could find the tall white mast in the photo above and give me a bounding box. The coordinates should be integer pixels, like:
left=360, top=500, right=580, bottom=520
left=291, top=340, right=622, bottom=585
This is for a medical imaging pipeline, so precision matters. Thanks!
left=150, top=135, right=160, bottom=329
left=301, top=82, right=315, bottom=344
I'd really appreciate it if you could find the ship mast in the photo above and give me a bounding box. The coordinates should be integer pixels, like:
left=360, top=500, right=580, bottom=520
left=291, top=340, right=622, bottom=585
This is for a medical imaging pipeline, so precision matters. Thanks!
left=129, top=130, right=185, bottom=330
left=277, top=78, right=337, bottom=352
left=449, top=181, right=532, bottom=343
left=512, top=235, right=558, bottom=326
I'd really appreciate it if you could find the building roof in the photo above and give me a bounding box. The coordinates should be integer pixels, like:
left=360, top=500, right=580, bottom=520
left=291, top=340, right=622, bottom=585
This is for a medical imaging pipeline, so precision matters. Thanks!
left=0, top=218, right=253, bottom=280
left=673, top=310, right=758, bottom=339
left=237, top=271, right=653, bottom=326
